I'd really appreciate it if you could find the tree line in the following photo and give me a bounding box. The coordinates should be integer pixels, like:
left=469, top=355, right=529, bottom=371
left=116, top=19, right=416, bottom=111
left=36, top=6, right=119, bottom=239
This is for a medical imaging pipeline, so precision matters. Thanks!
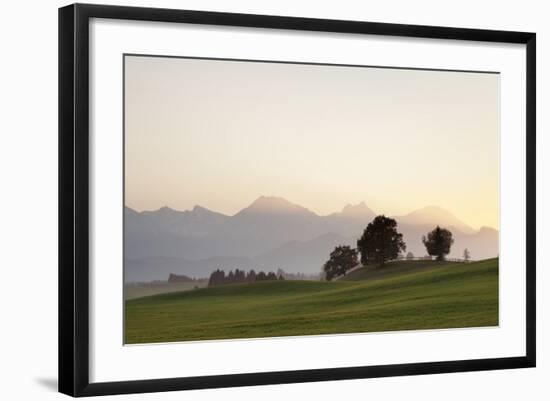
left=208, top=268, right=284, bottom=287
left=168, top=273, right=204, bottom=283
left=323, top=215, right=459, bottom=281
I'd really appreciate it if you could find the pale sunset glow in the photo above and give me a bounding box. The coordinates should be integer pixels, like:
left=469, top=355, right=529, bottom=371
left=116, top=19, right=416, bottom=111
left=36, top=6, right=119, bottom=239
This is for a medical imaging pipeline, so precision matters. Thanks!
left=124, top=55, right=499, bottom=230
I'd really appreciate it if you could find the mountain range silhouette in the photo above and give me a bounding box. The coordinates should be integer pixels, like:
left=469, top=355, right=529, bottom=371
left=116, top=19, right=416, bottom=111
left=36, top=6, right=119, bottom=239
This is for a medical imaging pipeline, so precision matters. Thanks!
left=125, top=196, right=498, bottom=282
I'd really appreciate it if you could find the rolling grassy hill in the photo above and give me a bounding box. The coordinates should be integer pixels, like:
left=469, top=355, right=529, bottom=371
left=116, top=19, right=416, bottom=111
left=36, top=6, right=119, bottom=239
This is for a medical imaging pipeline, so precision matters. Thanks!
left=125, top=258, right=498, bottom=344
left=124, top=281, right=207, bottom=300
left=339, top=260, right=458, bottom=282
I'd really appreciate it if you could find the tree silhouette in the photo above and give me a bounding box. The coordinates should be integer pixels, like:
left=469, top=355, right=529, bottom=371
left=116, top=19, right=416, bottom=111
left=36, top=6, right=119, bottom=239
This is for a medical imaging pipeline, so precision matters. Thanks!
left=246, top=269, right=256, bottom=282
left=234, top=269, right=246, bottom=282
left=265, top=271, right=275, bottom=280
left=463, top=248, right=470, bottom=262
left=227, top=270, right=235, bottom=283
left=208, top=268, right=282, bottom=286
left=208, top=269, right=225, bottom=286
left=323, top=245, right=358, bottom=281
left=406, top=252, right=414, bottom=260
left=357, top=215, right=406, bottom=266
left=422, top=226, right=454, bottom=261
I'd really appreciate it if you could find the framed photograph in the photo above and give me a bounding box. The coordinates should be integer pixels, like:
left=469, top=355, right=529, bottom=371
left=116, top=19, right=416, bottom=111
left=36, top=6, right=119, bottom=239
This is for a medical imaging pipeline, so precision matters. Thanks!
left=59, top=3, right=536, bottom=397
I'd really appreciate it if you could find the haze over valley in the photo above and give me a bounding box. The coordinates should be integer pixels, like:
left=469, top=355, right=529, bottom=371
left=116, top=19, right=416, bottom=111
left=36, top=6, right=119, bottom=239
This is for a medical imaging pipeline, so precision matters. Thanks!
left=125, top=196, right=498, bottom=282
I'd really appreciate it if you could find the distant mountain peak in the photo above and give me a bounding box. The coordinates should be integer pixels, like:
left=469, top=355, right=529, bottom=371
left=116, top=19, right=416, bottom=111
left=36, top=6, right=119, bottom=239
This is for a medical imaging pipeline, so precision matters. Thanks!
left=402, top=205, right=456, bottom=219
left=253, top=195, right=291, bottom=206
left=188, top=204, right=228, bottom=218
left=395, top=205, right=474, bottom=233
left=415, top=205, right=449, bottom=213
left=478, top=226, right=498, bottom=233
left=192, top=205, right=213, bottom=213
left=241, top=196, right=315, bottom=215
left=124, top=206, right=141, bottom=219
left=341, top=202, right=374, bottom=217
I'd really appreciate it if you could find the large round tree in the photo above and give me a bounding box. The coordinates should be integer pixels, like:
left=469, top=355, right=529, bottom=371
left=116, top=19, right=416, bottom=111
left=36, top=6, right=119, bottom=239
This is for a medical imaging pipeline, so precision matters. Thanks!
left=357, top=215, right=406, bottom=266
left=323, top=245, right=358, bottom=281
left=422, top=226, right=454, bottom=261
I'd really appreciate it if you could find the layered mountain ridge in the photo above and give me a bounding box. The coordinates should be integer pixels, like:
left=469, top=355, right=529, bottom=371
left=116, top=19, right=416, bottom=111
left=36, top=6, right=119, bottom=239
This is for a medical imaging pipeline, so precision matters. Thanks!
left=125, top=196, right=498, bottom=282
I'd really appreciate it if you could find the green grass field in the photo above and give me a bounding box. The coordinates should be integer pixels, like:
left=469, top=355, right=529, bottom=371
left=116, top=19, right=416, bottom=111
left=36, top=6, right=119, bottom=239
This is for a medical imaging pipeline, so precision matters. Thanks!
left=124, top=281, right=207, bottom=300
left=339, top=260, right=459, bottom=281
left=125, top=258, right=498, bottom=344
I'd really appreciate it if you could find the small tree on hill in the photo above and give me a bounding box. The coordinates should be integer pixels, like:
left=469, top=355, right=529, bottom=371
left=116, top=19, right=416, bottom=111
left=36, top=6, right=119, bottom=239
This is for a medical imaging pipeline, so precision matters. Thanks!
left=422, top=226, right=454, bottom=261
left=234, top=269, right=246, bottom=282
left=463, top=248, right=470, bottom=262
left=357, top=215, right=406, bottom=266
left=246, top=269, right=256, bottom=282
left=208, top=269, right=225, bottom=287
left=227, top=270, right=235, bottom=283
left=323, top=245, right=358, bottom=281
left=266, top=271, right=278, bottom=280
left=406, top=252, right=414, bottom=260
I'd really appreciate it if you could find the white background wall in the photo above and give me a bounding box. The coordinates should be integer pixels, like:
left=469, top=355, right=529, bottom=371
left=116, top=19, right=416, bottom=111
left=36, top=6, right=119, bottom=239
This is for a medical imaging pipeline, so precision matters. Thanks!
left=0, top=0, right=547, bottom=399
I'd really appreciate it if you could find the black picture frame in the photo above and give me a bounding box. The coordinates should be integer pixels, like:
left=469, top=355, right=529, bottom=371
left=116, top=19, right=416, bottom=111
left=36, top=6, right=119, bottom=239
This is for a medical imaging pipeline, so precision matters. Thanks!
left=59, top=3, right=536, bottom=397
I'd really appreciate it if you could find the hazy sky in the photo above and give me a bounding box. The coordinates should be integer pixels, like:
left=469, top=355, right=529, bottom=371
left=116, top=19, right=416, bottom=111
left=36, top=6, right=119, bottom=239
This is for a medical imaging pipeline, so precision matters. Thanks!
left=125, top=55, right=499, bottom=230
